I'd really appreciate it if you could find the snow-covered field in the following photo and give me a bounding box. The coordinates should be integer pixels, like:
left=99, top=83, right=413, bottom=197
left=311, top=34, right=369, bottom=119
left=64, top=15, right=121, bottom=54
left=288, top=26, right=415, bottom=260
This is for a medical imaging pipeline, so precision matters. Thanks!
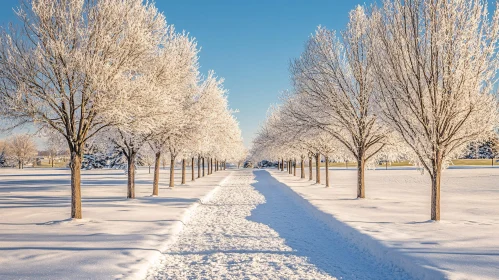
left=0, top=167, right=230, bottom=280
left=2, top=166, right=498, bottom=279
left=270, top=166, right=499, bottom=279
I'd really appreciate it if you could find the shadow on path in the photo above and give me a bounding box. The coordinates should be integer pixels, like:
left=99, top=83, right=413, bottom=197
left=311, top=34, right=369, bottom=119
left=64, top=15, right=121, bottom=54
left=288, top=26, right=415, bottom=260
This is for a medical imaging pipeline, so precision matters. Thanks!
left=248, top=170, right=431, bottom=280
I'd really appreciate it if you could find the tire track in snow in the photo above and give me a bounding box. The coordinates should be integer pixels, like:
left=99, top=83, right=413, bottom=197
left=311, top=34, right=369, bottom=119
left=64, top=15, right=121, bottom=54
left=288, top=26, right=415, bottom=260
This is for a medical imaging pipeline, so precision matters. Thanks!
left=146, top=170, right=410, bottom=279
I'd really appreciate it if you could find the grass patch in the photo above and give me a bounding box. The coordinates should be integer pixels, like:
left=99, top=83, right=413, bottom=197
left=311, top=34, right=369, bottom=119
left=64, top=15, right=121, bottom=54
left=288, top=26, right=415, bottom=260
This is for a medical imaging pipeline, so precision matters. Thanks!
left=305, top=159, right=498, bottom=168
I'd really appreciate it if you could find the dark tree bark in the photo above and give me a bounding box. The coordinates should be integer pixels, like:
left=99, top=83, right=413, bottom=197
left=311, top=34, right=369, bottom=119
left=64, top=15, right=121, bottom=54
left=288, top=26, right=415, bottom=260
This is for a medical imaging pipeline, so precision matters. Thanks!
left=281, top=159, right=284, bottom=171
left=301, top=157, right=305, bottom=179
left=152, top=151, right=161, bottom=196
left=309, top=157, right=313, bottom=181
left=293, top=158, right=297, bottom=176
left=181, top=158, right=186, bottom=184
left=202, top=157, right=205, bottom=176
left=357, top=155, right=365, bottom=198
left=431, top=153, right=443, bottom=221
left=325, top=155, right=330, bottom=188
left=197, top=155, right=201, bottom=178
left=315, top=153, right=321, bottom=184
left=169, top=155, right=175, bottom=188
left=70, top=151, right=83, bottom=219
left=192, top=157, right=195, bottom=181
left=126, top=151, right=136, bottom=199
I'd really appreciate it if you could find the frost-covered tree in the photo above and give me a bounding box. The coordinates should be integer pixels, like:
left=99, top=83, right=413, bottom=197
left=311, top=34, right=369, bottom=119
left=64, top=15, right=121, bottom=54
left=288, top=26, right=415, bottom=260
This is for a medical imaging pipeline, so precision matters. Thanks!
left=290, top=7, right=389, bottom=197
left=6, top=134, right=37, bottom=169
left=463, top=137, right=499, bottom=164
left=147, top=31, right=199, bottom=194
left=0, top=140, right=8, bottom=167
left=44, top=130, right=67, bottom=167
left=140, top=145, right=155, bottom=174
left=0, top=0, right=168, bottom=218
left=371, top=0, right=499, bottom=220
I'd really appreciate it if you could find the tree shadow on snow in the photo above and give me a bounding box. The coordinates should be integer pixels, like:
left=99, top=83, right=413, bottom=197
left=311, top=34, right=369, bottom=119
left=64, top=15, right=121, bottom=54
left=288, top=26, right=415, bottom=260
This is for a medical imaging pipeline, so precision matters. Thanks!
left=248, top=170, right=445, bottom=280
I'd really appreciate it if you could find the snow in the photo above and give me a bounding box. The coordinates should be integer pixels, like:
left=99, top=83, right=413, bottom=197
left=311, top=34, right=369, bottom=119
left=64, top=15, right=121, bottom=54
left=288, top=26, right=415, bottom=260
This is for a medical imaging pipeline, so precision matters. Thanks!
left=2, top=166, right=497, bottom=279
left=269, top=166, right=499, bottom=279
left=0, top=167, right=230, bottom=280
left=147, top=169, right=410, bottom=279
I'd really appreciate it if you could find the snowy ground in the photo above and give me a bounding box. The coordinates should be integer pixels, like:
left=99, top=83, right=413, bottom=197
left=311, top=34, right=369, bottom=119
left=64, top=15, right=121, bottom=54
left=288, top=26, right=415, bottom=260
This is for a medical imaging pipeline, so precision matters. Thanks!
left=0, top=167, right=229, bottom=280
left=270, top=166, right=499, bottom=279
left=147, top=169, right=411, bottom=280
left=2, top=167, right=497, bottom=279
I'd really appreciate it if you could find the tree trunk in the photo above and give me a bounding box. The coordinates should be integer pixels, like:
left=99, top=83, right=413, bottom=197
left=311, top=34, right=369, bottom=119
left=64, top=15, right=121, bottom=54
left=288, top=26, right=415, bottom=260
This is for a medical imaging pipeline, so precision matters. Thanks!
left=357, top=156, right=365, bottom=198
left=309, top=157, right=313, bottom=181
left=431, top=156, right=442, bottom=221
left=301, top=158, right=305, bottom=179
left=293, top=159, right=297, bottom=176
left=315, top=153, right=321, bottom=184
left=281, top=159, right=284, bottom=171
left=70, top=151, right=83, bottom=219
left=202, top=157, right=205, bottom=176
left=198, top=156, right=201, bottom=178
left=192, top=157, right=195, bottom=181
left=278, top=159, right=281, bottom=170
left=325, top=155, right=330, bottom=188
left=181, top=159, right=186, bottom=184
left=211, top=158, right=213, bottom=174
left=52, top=158, right=54, bottom=168
left=152, top=151, right=161, bottom=196
left=169, top=155, right=175, bottom=188
left=127, top=152, right=136, bottom=199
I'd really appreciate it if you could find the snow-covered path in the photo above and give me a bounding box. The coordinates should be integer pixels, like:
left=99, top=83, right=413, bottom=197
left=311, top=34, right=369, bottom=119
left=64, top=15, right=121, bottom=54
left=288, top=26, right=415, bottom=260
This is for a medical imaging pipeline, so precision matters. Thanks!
left=146, top=170, right=411, bottom=279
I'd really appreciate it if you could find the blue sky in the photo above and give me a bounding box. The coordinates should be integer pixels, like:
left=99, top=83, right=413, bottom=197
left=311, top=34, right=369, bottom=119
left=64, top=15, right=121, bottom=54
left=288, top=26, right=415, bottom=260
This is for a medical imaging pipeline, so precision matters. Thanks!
left=0, top=0, right=371, bottom=147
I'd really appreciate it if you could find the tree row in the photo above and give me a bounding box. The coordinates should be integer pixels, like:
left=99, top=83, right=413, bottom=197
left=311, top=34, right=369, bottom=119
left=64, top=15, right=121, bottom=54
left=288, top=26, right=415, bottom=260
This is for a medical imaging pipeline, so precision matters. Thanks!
left=252, top=0, right=499, bottom=221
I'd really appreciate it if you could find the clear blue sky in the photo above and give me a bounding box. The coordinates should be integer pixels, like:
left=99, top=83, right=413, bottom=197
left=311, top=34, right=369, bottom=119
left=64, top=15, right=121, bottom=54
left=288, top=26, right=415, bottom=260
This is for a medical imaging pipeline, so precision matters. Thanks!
left=0, top=0, right=372, bottom=147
